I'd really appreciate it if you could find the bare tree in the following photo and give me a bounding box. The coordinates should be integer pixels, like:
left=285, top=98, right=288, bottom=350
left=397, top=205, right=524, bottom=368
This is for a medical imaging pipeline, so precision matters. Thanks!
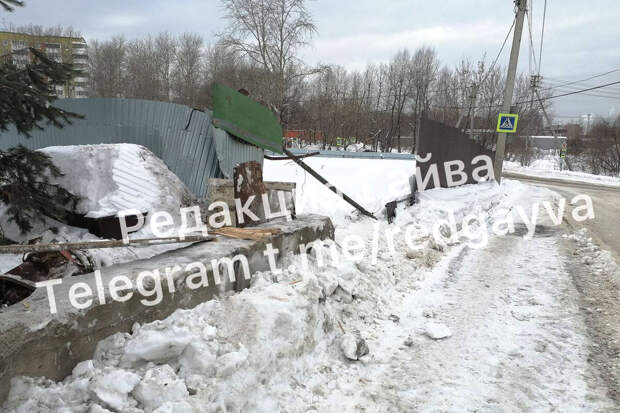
left=89, top=36, right=126, bottom=98
left=217, top=0, right=316, bottom=119
left=155, top=32, right=176, bottom=101
left=125, top=36, right=161, bottom=100
left=172, top=32, right=204, bottom=107
left=586, top=117, right=620, bottom=175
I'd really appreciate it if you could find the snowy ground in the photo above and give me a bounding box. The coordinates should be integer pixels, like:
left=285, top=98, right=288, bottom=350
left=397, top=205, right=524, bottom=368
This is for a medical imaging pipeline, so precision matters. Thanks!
left=505, top=151, right=620, bottom=187
left=5, top=155, right=617, bottom=412
left=2, top=153, right=618, bottom=411
left=263, top=157, right=414, bottom=225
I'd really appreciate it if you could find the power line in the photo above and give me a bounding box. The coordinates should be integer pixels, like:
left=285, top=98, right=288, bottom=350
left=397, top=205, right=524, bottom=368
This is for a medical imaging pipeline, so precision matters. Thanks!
left=480, top=15, right=516, bottom=86
left=543, top=68, right=620, bottom=90
left=526, top=8, right=538, bottom=76
left=556, top=89, right=620, bottom=100
left=538, top=0, right=547, bottom=76
left=551, top=87, right=620, bottom=99
left=426, top=15, right=517, bottom=98
left=432, top=79, right=620, bottom=110
left=522, top=79, right=620, bottom=102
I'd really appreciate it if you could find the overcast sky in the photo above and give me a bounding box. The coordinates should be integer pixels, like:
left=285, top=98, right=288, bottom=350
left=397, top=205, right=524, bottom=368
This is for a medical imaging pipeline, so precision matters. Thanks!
left=3, top=0, right=620, bottom=122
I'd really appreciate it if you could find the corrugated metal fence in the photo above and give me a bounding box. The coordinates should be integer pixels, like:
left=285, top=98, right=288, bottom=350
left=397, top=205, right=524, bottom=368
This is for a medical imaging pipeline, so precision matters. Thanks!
left=0, top=98, right=263, bottom=198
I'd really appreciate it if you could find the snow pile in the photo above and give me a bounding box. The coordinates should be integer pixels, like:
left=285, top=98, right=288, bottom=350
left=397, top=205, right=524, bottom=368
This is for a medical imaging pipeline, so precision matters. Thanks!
left=566, top=229, right=620, bottom=277
left=42, top=144, right=195, bottom=218
left=264, top=157, right=414, bottom=225
left=505, top=152, right=620, bottom=187
left=3, top=253, right=390, bottom=412
left=5, top=173, right=565, bottom=411
left=423, top=322, right=452, bottom=340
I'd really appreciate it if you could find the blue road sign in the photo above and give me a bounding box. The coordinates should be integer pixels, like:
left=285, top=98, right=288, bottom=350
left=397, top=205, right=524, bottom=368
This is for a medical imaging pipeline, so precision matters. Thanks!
left=496, top=113, right=519, bottom=133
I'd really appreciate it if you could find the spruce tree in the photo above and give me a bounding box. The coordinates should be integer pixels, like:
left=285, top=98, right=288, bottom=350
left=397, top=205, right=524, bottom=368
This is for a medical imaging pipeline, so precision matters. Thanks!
left=1, top=0, right=82, bottom=235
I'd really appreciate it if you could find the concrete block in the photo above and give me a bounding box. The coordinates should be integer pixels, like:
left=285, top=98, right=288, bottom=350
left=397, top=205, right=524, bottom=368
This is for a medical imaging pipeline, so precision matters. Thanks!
left=0, top=214, right=333, bottom=402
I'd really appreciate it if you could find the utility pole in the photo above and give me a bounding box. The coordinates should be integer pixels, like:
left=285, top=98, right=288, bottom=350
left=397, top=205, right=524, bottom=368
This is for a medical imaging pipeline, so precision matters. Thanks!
left=493, top=0, right=528, bottom=184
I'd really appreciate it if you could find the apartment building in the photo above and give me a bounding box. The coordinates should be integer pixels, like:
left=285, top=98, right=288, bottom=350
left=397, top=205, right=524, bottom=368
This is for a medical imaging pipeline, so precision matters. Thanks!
left=0, top=31, right=89, bottom=98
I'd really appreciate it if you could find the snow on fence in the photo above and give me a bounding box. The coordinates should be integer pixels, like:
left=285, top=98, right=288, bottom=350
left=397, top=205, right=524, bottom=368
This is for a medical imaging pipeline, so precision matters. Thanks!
left=0, top=98, right=263, bottom=198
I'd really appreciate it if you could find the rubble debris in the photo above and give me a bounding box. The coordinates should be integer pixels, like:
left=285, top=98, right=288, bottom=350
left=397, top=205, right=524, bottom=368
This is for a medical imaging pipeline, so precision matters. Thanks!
left=385, top=194, right=415, bottom=224
left=388, top=314, right=400, bottom=323
left=341, top=333, right=370, bottom=360
left=0, top=276, right=34, bottom=307
left=0, top=233, right=213, bottom=307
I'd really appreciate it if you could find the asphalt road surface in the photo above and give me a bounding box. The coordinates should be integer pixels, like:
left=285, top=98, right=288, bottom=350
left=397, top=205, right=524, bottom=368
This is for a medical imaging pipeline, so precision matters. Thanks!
left=503, top=172, right=620, bottom=260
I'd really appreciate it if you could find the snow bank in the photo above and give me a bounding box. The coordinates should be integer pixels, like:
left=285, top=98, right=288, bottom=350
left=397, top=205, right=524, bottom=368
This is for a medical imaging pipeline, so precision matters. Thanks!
left=505, top=153, right=620, bottom=187
left=2, top=255, right=369, bottom=412
left=42, top=144, right=195, bottom=218
left=566, top=228, right=620, bottom=277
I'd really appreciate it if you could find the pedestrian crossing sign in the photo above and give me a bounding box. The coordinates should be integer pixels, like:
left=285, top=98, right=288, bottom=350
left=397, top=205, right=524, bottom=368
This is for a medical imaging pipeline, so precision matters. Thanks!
left=496, top=113, right=519, bottom=133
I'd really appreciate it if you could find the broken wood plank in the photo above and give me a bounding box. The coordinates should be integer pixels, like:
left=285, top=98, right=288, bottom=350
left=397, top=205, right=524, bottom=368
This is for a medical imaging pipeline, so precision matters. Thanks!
left=211, top=227, right=281, bottom=241
left=0, top=235, right=215, bottom=254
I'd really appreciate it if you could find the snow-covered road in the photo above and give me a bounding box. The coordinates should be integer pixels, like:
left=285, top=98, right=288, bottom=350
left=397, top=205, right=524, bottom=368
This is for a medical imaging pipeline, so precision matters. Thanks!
left=278, top=183, right=617, bottom=412
left=324, top=229, right=614, bottom=411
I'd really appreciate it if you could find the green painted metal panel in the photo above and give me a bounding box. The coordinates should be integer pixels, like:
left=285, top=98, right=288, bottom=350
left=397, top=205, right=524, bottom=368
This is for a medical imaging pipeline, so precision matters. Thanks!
left=212, top=83, right=284, bottom=153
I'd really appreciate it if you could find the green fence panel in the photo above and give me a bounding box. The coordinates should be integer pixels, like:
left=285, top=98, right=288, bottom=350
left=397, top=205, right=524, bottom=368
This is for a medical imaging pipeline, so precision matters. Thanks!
left=212, top=83, right=284, bottom=153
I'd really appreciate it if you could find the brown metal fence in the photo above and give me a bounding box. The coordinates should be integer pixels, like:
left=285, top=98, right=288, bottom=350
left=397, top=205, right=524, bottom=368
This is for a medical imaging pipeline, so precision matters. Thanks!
left=416, top=117, right=495, bottom=190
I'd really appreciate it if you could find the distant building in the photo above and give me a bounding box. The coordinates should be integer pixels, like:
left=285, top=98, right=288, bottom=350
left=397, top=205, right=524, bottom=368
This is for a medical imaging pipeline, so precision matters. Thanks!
left=0, top=31, right=89, bottom=98
left=543, top=123, right=584, bottom=139
left=527, top=135, right=567, bottom=150
left=283, top=130, right=324, bottom=144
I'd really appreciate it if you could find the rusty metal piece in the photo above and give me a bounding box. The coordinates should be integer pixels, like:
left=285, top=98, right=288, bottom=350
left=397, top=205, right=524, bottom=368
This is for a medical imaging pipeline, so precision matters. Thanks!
left=234, top=161, right=267, bottom=227
left=0, top=275, right=35, bottom=307
left=7, top=251, right=79, bottom=282
left=264, top=151, right=320, bottom=161
left=385, top=201, right=398, bottom=224
left=0, top=249, right=83, bottom=307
